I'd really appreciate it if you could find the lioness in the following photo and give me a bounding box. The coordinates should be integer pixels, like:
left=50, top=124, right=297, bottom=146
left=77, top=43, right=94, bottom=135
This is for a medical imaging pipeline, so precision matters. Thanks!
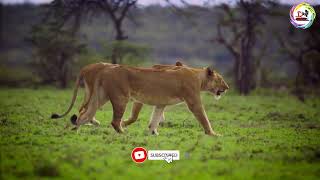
left=73, top=64, right=229, bottom=136
left=51, top=61, right=184, bottom=125
left=123, top=61, right=185, bottom=127
left=51, top=62, right=115, bottom=125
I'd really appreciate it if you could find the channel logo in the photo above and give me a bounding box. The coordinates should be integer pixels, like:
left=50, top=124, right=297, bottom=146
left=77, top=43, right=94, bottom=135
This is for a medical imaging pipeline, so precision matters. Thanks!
left=290, top=2, right=316, bottom=29
left=131, top=147, right=147, bottom=163
left=131, top=147, right=180, bottom=163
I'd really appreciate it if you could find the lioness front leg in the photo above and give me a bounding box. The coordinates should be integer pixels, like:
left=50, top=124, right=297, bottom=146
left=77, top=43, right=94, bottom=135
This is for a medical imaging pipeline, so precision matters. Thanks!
left=148, top=106, right=165, bottom=135
left=185, top=95, right=221, bottom=136
left=110, top=96, right=128, bottom=133
left=122, top=102, right=143, bottom=127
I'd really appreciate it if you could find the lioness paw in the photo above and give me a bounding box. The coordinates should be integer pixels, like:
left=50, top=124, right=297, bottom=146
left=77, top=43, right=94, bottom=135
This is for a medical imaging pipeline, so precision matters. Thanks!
left=111, top=121, right=124, bottom=133
left=91, top=119, right=101, bottom=126
left=121, top=120, right=130, bottom=127
left=150, top=129, right=159, bottom=136
left=206, top=131, right=222, bottom=137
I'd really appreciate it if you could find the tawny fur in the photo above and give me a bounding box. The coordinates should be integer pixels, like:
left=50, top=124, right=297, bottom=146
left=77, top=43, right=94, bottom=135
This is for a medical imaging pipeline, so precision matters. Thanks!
left=52, top=61, right=185, bottom=126
left=76, top=64, right=229, bottom=136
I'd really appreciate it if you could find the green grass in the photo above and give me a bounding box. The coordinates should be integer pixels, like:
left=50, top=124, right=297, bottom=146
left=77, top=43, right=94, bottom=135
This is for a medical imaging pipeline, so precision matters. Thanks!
left=1, top=88, right=320, bottom=179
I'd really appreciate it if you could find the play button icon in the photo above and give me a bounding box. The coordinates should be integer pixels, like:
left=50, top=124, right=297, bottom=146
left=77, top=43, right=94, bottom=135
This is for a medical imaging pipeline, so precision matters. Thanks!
left=131, top=147, right=147, bottom=163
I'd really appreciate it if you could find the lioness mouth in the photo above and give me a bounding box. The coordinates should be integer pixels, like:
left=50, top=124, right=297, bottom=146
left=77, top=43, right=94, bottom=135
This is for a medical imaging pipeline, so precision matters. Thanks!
left=216, top=90, right=224, bottom=96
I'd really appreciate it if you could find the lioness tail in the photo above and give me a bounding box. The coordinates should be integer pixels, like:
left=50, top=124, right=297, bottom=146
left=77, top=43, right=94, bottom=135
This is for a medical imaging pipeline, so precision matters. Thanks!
left=51, top=73, right=82, bottom=119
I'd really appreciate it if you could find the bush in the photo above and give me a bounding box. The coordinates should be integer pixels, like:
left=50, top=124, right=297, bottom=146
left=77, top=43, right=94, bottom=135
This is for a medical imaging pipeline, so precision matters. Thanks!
left=103, top=41, right=152, bottom=65
left=0, top=65, right=38, bottom=87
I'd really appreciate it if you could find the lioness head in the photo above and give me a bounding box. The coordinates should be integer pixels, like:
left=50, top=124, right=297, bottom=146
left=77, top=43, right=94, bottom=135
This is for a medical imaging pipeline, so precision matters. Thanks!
left=203, top=67, right=229, bottom=99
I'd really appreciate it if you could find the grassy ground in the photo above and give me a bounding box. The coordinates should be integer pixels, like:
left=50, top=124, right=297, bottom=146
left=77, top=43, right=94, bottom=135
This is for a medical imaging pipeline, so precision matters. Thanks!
left=1, top=88, right=320, bottom=179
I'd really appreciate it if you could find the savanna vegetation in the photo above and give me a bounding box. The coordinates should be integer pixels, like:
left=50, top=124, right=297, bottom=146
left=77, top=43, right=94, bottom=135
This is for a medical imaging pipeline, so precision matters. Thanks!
left=1, top=89, right=320, bottom=179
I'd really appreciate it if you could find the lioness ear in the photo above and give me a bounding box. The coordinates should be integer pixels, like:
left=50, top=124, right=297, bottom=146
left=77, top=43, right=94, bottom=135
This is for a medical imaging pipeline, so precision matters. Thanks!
left=206, top=67, right=214, bottom=76
left=175, top=61, right=183, bottom=66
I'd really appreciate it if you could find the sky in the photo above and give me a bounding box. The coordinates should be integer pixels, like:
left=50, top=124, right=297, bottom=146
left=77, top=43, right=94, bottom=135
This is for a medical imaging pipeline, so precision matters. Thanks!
left=1, top=0, right=320, bottom=5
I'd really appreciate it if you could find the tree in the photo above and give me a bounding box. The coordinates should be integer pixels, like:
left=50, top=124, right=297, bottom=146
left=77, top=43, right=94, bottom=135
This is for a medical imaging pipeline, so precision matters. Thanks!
left=46, top=0, right=138, bottom=64
left=97, top=0, right=138, bottom=64
left=0, top=3, right=3, bottom=49
left=30, top=24, right=86, bottom=88
left=28, top=0, right=92, bottom=88
left=30, top=0, right=138, bottom=87
left=212, top=0, right=273, bottom=95
left=103, top=41, right=151, bottom=65
left=97, top=0, right=137, bottom=41
left=276, top=5, right=320, bottom=101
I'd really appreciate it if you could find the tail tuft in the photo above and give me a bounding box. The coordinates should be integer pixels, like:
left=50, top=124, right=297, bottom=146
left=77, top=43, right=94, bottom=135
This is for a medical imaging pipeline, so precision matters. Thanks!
left=70, top=114, right=77, bottom=125
left=51, top=113, right=60, bottom=119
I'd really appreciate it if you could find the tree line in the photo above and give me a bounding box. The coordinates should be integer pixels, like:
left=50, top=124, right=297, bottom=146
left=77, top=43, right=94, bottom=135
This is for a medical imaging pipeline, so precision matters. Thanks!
left=1, top=0, right=319, bottom=99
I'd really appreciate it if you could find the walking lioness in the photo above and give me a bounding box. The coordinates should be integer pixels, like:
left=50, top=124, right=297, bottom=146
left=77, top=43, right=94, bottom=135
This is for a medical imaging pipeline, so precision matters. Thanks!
left=70, top=64, right=229, bottom=136
left=51, top=61, right=184, bottom=125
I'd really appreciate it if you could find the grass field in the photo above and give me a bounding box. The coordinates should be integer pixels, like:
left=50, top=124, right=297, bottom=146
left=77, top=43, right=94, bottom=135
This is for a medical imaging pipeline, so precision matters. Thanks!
left=1, top=88, right=320, bottom=179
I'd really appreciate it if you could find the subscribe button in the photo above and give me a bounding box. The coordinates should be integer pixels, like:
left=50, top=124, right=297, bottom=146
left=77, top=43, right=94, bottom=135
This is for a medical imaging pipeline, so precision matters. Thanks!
left=131, top=147, right=180, bottom=163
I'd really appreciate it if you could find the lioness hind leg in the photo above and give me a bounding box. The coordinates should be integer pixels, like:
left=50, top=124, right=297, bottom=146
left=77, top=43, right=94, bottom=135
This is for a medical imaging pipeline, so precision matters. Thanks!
left=74, top=86, right=108, bottom=127
left=87, top=85, right=109, bottom=126
left=148, top=106, right=165, bottom=135
left=75, top=101, right=99, bottom=127
left=75, top=102, right=106, bottom=129
left=159, top=111, right=166, bottom=125
left=78, top=79, right=90, bottom=113
left=110, top=96, right=128, bottom=133
left=122, top=102, right=143, bottom=127
left=90, top=95, right=108, bottom=126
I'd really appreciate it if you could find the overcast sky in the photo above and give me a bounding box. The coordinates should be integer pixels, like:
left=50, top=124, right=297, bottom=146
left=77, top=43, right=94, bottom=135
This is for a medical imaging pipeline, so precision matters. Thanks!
left=1, top=0, right=319, bottom=5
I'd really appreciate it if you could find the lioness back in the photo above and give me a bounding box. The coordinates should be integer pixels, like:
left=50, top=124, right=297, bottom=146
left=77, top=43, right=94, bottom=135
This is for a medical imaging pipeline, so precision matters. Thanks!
left=98, top=65, right=200, bottom=105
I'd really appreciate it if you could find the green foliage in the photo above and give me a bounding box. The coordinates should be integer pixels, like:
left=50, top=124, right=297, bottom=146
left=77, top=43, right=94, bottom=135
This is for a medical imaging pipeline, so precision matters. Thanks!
left=71, top=51, right=106, bottom=77
left=76, top=51, right=105, bottom=66
left=1, top=89, right=320, bottom=179
left=303, top=51, right=320, bottom=86
left=1, top=4, right=319, bottom=92
left=0, top=66, right=38, bottom=87
left=103, top=41, right=152, bottom=65
left=30, top=24, right=86, bottom=87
